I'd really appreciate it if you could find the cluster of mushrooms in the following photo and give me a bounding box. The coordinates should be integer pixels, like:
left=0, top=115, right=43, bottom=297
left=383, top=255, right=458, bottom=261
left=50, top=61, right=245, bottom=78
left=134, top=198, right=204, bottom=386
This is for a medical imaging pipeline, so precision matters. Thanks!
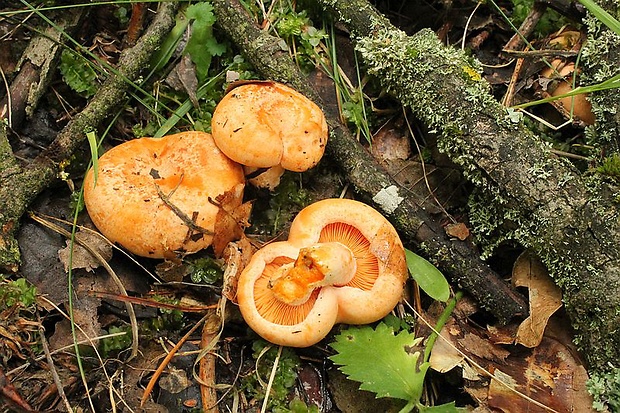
left=83, top=81, right=408, bottom=347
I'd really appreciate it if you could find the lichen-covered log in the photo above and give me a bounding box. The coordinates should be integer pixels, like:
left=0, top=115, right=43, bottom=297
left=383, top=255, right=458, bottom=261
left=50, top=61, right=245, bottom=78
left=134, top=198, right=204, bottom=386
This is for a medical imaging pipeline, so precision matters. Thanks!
left=0, top=2, right=179, bottom=272
left=212, top=0, right=528, bottom=323
left=581, top=0, right=620, bottom=152
left=315, top=0, right=620, bottom=374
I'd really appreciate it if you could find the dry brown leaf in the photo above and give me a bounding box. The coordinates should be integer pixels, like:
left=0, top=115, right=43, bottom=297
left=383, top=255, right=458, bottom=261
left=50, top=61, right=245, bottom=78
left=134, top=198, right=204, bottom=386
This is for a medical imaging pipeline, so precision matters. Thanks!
left=444, top=222, right=470, bottom=241
left=57, top=231, right=112, bottom=272
left=221, top=237, right=254, bottom=303
left=370, top=119, right=411, bottom=162
left=430, top=325, right=464, bottom=373
left=212, top=184, right=252, bottom=258
left=458, top=332, right=510, bottom=363
left=512, top=251, right=563, bottom=347
left=487, top=337, right=594, bottom=413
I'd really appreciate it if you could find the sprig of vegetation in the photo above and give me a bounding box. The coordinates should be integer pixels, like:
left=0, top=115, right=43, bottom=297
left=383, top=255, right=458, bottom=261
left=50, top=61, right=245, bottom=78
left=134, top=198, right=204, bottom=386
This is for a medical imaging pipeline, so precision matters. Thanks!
left=241, top=341, right=316, bottom=412
left=405, top=249, right=451, bottom=302
left=59, top=49, right=99, bottom=97
left=588, top=367, right=620, bottom=412
left=0, top=276, right=37, bottom=309
left=330, top=256, right=462, bottom=412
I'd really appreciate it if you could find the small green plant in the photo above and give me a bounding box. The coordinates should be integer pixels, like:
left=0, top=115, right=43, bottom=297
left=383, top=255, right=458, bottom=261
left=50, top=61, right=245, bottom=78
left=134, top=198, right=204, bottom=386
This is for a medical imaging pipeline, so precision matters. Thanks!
left=587, top=367, right=620, bottom=411
left=188, top=256, right=223, bottom=284
left=329, top=255, right=462, bottom=412
left=273, top=7, right=326, bottom=70
left=595, top=153, right=620, bottom=182
left=330, top=323, right=462, bottom=413
left=241, top=340, right=307, bottom=412
left=0, top=276, right=37, bottom=309
left=184, top=2, right=227, bottom=83
left=99, top=325, right=133, bottom=357
left=59, top=49, right=98, bottom=97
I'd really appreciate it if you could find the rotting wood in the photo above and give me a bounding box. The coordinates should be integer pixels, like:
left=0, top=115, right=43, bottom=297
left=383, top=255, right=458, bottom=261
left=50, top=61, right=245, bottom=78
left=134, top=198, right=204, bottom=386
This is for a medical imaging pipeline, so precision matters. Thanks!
left=315, top=0, right=620, bottom=374
left=0, top=2, right=179, bottom=272
left=0, top=9, right=85, bottom=129
left=211, top=0, right=529, bottom=323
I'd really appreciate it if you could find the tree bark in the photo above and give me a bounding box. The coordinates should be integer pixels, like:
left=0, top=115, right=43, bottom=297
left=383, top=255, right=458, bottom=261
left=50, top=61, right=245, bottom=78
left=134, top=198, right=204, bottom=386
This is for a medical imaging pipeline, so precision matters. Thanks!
left=581, top=0, right=620, bottom=152
left=211, top=0, right=528, bottom=323
left=0, top=2, right=179, bottom=272
left=315, top=0, right=620, bottom=373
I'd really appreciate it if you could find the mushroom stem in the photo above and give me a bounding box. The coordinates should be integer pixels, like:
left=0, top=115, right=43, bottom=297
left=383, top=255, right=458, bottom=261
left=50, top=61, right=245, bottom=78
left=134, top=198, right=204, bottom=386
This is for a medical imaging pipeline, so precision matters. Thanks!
left=268, top=242, right=357, bottom=306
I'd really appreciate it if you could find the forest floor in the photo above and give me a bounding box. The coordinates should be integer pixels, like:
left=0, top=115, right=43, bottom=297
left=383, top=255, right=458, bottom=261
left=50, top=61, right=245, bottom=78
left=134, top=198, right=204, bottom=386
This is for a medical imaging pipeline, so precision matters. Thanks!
left=0, top=0, right=616, bottom=412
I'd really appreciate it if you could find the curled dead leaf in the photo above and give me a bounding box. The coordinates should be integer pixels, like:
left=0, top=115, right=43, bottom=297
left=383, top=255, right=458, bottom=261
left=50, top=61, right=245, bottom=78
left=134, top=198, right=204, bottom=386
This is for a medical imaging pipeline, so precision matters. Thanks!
left=58, top=230, right=112, bottom=272
left=512, top=251, right=562, bottom=348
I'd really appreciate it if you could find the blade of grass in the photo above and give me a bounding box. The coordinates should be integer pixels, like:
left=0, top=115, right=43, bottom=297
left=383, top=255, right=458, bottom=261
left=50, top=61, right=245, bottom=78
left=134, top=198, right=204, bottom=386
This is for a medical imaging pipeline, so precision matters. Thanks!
left=85, top=131, right=99, bottom=185
left=153, top=69, right=226, bottom=138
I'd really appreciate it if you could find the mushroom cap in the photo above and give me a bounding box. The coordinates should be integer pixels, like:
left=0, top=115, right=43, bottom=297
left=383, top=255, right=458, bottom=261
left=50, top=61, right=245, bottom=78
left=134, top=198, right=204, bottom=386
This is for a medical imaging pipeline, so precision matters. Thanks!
left=540, top=60, right=595, bottom=125
left=211, top=81, right=328, bottom=172
left=237, top=241, right=339, bottom=347
left=236, top=198, right=408, bottom=347
left=288, top=198, right=408, bottom=325
left=83, top=131, right=245, bottom=258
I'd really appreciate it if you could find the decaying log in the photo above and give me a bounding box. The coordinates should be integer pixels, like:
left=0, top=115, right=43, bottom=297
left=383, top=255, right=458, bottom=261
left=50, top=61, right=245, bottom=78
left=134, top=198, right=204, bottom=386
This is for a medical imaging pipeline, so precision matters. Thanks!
left=315, top=0, right=620, bottom=374
left=581, top=0, right=620, bottom=152
left=0, top=9, right=84, bottom=128
left=0, top=2, right=179, bottom=271
left=211, top=0, right=528, bottom=323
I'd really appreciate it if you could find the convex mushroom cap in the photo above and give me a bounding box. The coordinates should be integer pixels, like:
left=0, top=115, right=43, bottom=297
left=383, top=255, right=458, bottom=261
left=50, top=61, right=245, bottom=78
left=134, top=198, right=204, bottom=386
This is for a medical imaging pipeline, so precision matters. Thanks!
left=211, top=81, right=328, bottom=189
left=83, top=131, right=245, bottom=258
left=237, top=198, right=408, bottom=347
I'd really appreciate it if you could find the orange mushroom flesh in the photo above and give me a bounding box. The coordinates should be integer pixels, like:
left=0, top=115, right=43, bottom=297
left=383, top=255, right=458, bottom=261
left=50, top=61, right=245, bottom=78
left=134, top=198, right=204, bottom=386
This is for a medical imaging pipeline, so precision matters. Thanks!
left=269, top=242, right=357, bottom=306
left=83, top=131, right=245, bottom=258
left=237, top=198, right=407, bottom=347
left=211, top=81, right=328, bottom=189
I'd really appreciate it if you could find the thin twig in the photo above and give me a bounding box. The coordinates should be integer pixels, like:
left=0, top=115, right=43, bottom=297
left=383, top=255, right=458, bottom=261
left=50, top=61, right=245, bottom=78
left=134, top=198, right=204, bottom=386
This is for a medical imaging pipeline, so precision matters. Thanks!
left=37, top=311, right=73, bottom=413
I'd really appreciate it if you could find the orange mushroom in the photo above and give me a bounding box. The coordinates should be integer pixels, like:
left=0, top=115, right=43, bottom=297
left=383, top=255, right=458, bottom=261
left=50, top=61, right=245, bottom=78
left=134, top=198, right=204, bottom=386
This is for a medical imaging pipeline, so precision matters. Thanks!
left=83, top=131, right=245, bottom=258
left=237, top=198, right=408, bottom=347
left=540, top=59, right=595, bottom=125
left=211, top=81, right=328, bottom=189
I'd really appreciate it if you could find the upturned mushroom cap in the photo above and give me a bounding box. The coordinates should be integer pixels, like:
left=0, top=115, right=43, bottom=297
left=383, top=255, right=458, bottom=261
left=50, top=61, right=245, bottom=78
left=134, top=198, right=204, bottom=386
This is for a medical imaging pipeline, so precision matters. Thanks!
left=211, top=81, right=328, bottom=179
left=237, top=241, right=340, bottom=347
left=83, top=131, right=245, bottom=258
left=237, top=198, right=408, bottom=347
left=288, top=198, right=408, bottom=325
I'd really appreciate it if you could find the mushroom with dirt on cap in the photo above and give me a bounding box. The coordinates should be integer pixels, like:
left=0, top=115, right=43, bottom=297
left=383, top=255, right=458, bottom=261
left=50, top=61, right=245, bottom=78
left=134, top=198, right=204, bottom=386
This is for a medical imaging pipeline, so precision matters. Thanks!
left=211, top=81, right=328, bottom=190
left=83, top=131, right=245, bottom=259
left=236, top=198, right=408, bottom=347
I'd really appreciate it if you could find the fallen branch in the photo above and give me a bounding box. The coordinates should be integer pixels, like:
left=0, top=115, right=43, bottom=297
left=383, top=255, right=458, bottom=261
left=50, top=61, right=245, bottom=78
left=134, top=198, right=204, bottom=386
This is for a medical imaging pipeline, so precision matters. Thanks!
left=316, top=0, right=620, bottom=373
left=211, top=0, right=528, bottom=323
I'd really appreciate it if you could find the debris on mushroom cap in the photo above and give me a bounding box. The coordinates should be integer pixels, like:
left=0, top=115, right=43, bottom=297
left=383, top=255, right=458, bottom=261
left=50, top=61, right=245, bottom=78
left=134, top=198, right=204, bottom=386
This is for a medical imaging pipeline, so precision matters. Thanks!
left=211, top=81, right=328, bottom=188
left=236, top=198, right=408, bottom=347
left=83, top=131, right=245, bottom=259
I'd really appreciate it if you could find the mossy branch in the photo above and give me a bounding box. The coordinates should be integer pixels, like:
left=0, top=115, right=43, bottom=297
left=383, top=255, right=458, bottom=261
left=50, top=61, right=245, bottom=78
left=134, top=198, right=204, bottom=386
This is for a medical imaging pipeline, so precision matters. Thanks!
left=317, top=0, right=620, bottom=374
left=0, top=2, right=179, bottom=272
left=212, top=0, right=528, bottom=323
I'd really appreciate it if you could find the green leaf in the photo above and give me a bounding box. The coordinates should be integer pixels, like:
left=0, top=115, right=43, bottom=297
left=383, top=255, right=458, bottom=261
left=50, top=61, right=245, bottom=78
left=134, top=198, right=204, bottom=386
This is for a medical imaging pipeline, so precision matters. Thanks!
left=59, top=50, right=97, bottom=97
left=185, top=2, right=226, bottom=83
left=330, top=323, right=429, bottom=402
left=150, top=10, right=190, bottom=73
left=405, top=249, right=450, bottom=302
left=86, top=131, right=99, bottom=185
